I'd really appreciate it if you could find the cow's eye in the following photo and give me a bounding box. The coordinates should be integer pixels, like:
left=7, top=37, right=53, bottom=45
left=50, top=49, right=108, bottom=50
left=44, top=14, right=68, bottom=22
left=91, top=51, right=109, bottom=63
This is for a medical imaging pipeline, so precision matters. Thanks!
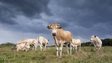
left=47, top=25, right=51, bottom=29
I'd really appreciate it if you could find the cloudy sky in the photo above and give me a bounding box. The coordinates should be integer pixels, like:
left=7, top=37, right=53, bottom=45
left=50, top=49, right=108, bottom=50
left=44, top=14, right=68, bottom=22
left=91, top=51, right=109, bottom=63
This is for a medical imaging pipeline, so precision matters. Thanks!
left=0, top=0, right=112, bottom=44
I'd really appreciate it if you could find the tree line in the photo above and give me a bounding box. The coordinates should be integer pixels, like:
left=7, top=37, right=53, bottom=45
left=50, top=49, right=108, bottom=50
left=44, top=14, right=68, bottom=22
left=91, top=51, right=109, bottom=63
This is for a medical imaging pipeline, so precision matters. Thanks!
left=82, top=38, right=112, bottom=46
left=0, top=38, right=112, bottom=47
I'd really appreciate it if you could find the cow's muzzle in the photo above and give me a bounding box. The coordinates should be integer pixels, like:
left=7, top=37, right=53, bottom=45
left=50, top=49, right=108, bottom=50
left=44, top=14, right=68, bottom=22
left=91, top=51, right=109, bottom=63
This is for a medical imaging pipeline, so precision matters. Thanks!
left=52, top=33, right=56, bottom=36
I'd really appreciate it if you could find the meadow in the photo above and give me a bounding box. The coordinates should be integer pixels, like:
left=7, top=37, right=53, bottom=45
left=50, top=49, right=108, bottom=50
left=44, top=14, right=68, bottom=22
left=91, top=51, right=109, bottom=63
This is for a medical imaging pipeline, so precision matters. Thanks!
left=0, top=46, right=112, bottom=63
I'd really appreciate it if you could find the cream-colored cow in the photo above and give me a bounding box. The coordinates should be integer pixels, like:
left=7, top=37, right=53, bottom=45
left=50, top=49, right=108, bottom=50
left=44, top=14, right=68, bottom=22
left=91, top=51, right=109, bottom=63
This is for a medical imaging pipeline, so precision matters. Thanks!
left=22, top=39, right=38, bottom=50
left=16, top=41, right=30, bottom=52
left=38, top=36, right=48, bottom=51
left=47, top=23, right=73, bottom=57
left=71, top=39, right=81, bottom=52
left=17, top=39, right=38, bottom=51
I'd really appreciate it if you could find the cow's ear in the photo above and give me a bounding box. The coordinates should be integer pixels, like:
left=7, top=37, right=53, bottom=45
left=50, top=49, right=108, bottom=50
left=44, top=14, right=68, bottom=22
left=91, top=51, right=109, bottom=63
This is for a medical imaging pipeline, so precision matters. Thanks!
left=94, top=35, right=96, bottom=37
left=47, top=25, right=51, bottom=29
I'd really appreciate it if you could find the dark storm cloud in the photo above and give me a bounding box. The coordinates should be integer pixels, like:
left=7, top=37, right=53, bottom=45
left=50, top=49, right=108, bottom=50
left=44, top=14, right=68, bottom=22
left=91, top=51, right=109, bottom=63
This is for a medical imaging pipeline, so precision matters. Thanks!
left=0, top=0, right=51, bottom=17
left=0, top=0, right=51, bottom=25
left=0, top=3, right=17, bottom=25
left=0, top=0, right=112, bottom=43
left=48, top=0, right=112, bottom=40
left=0, top=17, right=17, bottom=25
left=0, top=0, right=51, bottom=33
left=49, top=0, right=112, bottom=28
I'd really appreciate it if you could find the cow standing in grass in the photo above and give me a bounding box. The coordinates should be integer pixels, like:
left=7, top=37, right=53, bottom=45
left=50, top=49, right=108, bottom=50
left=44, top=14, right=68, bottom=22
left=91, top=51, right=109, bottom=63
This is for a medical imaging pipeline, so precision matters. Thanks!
left=38, top=36, right=49, bottom=51
left=47, top=23, right=73, bottom=57
left=71, top=39, right=81, bottom=52
left=90, top=35, right=102, bottom=51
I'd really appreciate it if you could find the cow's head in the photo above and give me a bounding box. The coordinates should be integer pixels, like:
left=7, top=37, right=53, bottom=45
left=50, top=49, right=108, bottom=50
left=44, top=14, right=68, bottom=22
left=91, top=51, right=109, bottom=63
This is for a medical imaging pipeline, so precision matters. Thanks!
left=47, top=23, right=62, bottom=36
left=90, top=35, right=97, bottom=42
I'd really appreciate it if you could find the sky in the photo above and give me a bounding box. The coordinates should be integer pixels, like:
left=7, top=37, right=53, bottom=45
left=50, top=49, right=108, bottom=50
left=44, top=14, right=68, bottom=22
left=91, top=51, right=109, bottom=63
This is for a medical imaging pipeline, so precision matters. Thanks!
left=0, top=0, right=112, bottom=44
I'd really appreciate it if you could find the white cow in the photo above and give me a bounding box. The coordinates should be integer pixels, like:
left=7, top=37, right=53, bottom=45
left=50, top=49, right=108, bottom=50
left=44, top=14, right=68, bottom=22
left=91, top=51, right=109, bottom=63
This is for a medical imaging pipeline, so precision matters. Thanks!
left=38, top=36, right=48, bottom=51
left=16, top=41, right=30, bottom=52
left=90, top=35, right=102, bottom=51
left=17, top=39, right=38, bottom=50
left=21, top=39, right=38, bottom=50
left=20, top=39, right=38, bottom=50
left=71, top=39, right=81, bottom=52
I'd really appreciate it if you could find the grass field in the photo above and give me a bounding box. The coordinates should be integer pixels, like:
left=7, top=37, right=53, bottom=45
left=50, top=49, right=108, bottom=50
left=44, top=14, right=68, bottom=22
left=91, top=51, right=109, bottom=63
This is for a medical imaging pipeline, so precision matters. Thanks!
left=0, top=46, right=112, bottom=63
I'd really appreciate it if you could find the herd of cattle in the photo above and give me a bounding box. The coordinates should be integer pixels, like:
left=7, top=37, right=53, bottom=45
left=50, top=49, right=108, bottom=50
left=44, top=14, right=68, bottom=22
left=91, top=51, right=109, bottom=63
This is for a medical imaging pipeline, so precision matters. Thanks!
left=16, top=23, right=102, bottom=57
left=16, top=36, right=48, bottom=52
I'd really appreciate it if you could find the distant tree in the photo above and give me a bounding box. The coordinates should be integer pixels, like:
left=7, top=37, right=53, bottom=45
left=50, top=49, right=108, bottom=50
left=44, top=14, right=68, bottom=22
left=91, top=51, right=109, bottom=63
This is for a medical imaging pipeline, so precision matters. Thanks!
left=81, top=38, right=112, bottom=46
left=0, top=42, right=16, bottom=47
left=102, top=38, right=112, bottom=46
left=81, top=42, right=92, bottom=46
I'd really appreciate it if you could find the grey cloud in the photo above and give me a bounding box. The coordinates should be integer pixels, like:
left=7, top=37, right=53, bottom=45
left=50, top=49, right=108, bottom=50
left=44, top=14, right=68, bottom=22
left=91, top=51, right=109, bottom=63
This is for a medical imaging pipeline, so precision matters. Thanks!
left=49, top=0, right=112, bottom=28
left=0, top=0, right=51, bottom=17
left=0, top=0, right=112, bottom=43
left=48, top=0, right=112, bottom=40
left=0, top=0, right=51, bottom=33
left=0, top=4, right=17, bottom=25
left=0, top=0, right=51, bottom=25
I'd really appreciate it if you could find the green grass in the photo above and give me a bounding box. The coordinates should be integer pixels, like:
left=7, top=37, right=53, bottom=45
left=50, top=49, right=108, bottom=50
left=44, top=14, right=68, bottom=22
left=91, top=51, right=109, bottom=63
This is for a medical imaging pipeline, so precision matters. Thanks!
left=0, top=46, right=112, bottom=63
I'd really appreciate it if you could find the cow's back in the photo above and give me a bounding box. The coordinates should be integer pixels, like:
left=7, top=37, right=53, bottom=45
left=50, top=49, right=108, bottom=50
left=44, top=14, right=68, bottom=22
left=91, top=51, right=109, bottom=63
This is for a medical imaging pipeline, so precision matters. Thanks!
left=56, top=29, right=72, bottom=42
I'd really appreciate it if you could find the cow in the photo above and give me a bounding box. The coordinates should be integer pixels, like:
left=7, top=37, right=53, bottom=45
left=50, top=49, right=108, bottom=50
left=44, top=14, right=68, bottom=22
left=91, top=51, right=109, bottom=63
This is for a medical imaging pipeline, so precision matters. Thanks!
left=17, top=39, right=38, bottom=51
left=21, top=39, right=38, bottom=50
left=71, top=39, right=81, bottom=52
left=16, top=41, right=30, bottom=52
left=47, top=23, right=73, bottom=57
left=38, top=36, right=49, bottom=51
left=90, top=35, right=102, bottom=51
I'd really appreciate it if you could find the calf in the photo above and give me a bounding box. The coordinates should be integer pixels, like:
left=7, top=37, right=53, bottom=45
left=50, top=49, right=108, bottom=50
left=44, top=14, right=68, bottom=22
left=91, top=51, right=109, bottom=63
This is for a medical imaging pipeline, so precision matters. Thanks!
left=71, top=39, right=81, bottom=52
left=47, top=23, right=73, bottom=57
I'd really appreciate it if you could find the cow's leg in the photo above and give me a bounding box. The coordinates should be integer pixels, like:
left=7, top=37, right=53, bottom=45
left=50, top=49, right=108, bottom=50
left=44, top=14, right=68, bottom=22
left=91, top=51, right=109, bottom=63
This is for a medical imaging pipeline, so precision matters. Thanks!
left=59, top=43, right=63, bottom=58
left=66, top=43, right=69, bottom=54
left=16, top=48, right=19, bottom=52
left=72, top=46, right=75, bottom=53
left=44, top=44, right=47, bottom=51
left=69, top=43, right=72, bottom=55
left=93, top=44, right=97, bottom=51
left=25, top=48, right=28, bottom=52
left=79, top=44, right=81, bottom=51
left=34, top=44, right=37, bottom=51
left=56, top=46, right=59, bottom=57
left=97, top=45, right=101, bottom=52
left=74, top=45, right=78, bottom=53
left=39, top=44, right=43, bottom=51
left=98, top=47, right=100, bottom=51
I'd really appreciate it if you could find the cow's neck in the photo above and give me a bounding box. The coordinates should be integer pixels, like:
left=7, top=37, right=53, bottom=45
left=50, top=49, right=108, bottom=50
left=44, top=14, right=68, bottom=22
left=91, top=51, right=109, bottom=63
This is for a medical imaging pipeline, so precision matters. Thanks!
left=56, top=29, right=64, bottom=36
left=53, top=36, right=59, bottom=46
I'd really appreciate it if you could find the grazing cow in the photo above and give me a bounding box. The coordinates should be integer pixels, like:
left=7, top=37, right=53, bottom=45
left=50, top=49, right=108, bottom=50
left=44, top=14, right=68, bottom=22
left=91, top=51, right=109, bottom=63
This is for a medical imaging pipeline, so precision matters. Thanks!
left=38, top=36, right=49, bottom=51
left=20, top=39, right=38, bottom=50
left=47, top=23, right=73, bottom=57
left=16, top=41, right=30, bottom=52
left=17, top=39, right=38, bottom=51
left=90, top=35, right=102, bottom=51
left=71, top=39, right=81, bottom=52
